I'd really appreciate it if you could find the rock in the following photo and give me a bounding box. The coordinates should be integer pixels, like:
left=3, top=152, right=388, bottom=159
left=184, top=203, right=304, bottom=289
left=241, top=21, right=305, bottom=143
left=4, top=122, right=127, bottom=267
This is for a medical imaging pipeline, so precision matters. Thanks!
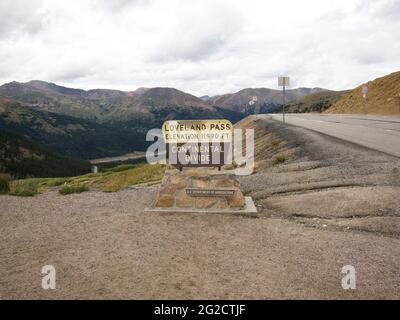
left=219, top=199, right=230, bottom=209
left=212, top=175, right=233, bottom=188
left=170, top=175, right=186, bottom=189
left=159, top=184, right=177, bottom=195
left=175, top=189, right=194, bottom=208
left=185, top=168, right=209, bottom=177
left=227, top=190, right=245, bottom=208
left=192, top=177, right=210, bottom=188
left=155, top=194, right=175, bottom=207
left=161, top=175, right=171, bottom=186
left=196, top=197, right=218, bottom=209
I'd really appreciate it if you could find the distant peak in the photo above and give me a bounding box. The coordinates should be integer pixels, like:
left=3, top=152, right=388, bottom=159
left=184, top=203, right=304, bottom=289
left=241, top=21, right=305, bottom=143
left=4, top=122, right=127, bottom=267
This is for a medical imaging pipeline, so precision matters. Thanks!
left=27, top=80, right=50, bottom=84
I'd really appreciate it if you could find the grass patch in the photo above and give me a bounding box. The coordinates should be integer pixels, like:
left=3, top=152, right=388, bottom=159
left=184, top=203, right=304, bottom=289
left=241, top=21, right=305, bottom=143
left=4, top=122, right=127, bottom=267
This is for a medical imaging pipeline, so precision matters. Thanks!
left=90, top=163, right=165, bottom=192
left=275, top=154, right=289, bottom=163
left=59, top=163, right=165, bottom=193
left=9, top=177, right=69, bottom=196
left=9, top=179, right=40, bottom=196
left=271, top=139, right=282, bottom=146
left=8, top=163, right=166, bottom=196
left=41, top=177, right=69, bottom=188
left=103, top=164, right=137, bottom=173
left=59, top=184, right=89, bottom=195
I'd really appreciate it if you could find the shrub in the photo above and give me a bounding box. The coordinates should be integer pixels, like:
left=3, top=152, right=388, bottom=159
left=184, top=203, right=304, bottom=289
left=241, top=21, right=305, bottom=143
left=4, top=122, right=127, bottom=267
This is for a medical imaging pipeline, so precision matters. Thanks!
left=275, top=154, right=289, bottom=163
left=271, top=139, right=282, bottom=146
left=9, top=179, right=38, bottom=197
left=41, top=177, right=69, bottom=188
left=59, top=184, right=89, bottom=195
left=0, top=177, right=10, bottom=194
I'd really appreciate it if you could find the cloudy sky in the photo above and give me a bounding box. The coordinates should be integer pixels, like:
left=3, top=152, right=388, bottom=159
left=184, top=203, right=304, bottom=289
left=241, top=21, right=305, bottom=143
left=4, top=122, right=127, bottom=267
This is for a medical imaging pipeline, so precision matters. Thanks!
left=0, top=0, right=399, bottom=96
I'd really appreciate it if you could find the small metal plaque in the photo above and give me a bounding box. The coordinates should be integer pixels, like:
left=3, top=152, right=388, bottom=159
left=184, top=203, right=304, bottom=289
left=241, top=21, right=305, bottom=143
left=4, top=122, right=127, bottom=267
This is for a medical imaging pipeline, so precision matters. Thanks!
left=186, top=188, right=235, bottom=197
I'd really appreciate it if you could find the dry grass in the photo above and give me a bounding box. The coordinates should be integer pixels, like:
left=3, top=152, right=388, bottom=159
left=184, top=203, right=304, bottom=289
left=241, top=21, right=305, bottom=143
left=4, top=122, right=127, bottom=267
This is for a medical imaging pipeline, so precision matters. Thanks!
left=59, top=184, right=89, bottom=195
left=9, top=177, right=68, bottom=196
left=326, top=71, right=400, bottom=115
left=275, top=154, right=289, bottom=163
left=8, top=163, right=166, bottom=196
left=271, top=139, right=282, bottom=146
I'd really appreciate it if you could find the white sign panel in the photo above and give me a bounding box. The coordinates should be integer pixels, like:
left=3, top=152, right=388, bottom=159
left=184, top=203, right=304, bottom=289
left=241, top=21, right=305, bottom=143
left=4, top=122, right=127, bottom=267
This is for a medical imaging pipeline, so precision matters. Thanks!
left=162, top=119, right=232, bottom=144
left=278, top=77, right=290, bottom=87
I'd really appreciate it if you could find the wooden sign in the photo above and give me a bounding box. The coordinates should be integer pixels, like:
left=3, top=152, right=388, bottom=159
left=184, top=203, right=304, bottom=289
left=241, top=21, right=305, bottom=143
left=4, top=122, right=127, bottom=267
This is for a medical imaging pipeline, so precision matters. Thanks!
left=162, top=119, right=232, bottom=143
left=162, top=119, right=232, bottom=168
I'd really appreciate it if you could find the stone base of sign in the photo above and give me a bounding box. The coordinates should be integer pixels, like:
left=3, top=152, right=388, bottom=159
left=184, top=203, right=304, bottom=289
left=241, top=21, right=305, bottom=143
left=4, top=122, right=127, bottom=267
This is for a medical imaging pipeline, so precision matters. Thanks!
left=145, top=196, right=257, bottom=214
left=145, top=168, right=257, bottom=214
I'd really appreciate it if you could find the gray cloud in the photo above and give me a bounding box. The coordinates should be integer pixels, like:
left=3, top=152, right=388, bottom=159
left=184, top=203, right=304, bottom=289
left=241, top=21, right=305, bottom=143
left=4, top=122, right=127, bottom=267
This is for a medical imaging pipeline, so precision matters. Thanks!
left=364, top=0, right=400, bottom=19
left=147, top=2, right=243, bottom=62
left=98, top=0, right=151, bottom=11
left=0, top=0, right=44, bottom=38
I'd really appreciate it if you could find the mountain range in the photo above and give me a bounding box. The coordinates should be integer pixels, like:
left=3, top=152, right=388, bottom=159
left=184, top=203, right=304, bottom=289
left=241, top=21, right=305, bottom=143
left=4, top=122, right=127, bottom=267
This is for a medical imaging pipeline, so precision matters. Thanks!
left=1, top=71, right=399, bottom=179
left=0, top=79, right=340, bottom=178
left=209, top=87, right=326, bottom=114
left=0, top=80, right=325, bottom=122
left=0, top=81, right=227, bottom=123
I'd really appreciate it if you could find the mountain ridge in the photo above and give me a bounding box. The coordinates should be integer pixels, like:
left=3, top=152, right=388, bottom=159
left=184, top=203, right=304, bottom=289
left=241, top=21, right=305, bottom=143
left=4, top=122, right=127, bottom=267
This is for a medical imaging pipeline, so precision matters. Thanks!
left=0, top=80, right=226, bottom=122
left=281, top=90, right=349, bottom=113
left=208, top=87, right=327, bottom=114
left=326, top=71, right=400, bottom=115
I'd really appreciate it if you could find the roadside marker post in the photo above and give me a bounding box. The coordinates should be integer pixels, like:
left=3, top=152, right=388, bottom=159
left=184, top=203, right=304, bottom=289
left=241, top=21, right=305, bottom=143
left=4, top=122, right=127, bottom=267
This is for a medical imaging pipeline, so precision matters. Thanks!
left=278, top=77, right=290, bottom=124
left=362, top=85, right=368, bottom=114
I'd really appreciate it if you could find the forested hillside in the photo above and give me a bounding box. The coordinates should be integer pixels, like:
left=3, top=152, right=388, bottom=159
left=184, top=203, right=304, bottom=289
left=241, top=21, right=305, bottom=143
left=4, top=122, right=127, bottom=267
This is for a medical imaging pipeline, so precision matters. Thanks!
left=0, top=128, right=91, bottom=178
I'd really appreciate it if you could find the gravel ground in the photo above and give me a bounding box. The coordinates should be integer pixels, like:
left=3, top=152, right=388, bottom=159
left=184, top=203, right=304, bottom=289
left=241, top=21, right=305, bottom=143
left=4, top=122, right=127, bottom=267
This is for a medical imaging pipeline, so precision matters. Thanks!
left=1, top=118, right=399, bottom=299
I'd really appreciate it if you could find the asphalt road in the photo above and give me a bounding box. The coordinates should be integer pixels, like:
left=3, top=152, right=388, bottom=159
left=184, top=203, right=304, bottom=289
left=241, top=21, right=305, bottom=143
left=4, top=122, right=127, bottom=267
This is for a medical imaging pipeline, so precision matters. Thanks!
left=266, top=113, right=400, bottom=158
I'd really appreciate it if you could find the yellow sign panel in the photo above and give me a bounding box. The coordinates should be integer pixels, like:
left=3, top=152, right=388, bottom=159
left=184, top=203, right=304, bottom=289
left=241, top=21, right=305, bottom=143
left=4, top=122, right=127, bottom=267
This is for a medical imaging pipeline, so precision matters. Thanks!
left=162, top=119, right=233, bottom=143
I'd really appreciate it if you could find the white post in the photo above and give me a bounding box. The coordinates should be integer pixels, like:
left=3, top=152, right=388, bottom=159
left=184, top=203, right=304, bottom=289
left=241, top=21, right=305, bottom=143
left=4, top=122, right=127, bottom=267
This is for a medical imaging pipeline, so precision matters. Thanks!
left=278, top=77, right=290, bottom=124
left=283, top=83, right=286, bottom=124
left=362, top=85, right=368, bottom=114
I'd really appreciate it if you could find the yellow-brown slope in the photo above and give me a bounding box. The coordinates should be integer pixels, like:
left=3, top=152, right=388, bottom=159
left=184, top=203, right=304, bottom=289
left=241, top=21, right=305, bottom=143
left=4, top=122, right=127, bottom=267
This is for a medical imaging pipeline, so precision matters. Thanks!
left=326, top=71, right=400, bottom=115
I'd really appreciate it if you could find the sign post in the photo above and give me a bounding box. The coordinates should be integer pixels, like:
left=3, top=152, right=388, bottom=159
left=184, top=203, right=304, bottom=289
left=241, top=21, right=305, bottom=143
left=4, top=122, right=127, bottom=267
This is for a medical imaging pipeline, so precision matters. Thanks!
left=362, top=85, right=368, bottom=114
left=278, top=77, right=290, bottom=124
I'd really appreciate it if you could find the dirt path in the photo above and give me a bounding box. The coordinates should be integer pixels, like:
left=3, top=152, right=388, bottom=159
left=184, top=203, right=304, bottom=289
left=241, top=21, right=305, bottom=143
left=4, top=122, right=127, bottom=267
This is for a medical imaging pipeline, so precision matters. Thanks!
left=1, top=117, right=400, bottom=299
